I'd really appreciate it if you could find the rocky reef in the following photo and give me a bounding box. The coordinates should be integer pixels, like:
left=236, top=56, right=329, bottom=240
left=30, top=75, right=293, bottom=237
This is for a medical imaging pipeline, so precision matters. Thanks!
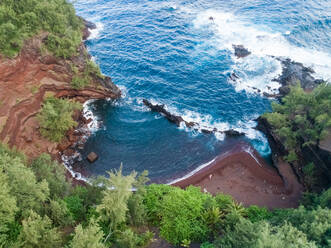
left=142, top=99, right=244, bottom=137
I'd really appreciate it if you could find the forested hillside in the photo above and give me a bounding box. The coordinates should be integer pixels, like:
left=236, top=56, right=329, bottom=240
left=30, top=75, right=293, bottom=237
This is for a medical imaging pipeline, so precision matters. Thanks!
left=0, top=143, right=330, bottom=248
left=0, top=0, right=82, bottom=57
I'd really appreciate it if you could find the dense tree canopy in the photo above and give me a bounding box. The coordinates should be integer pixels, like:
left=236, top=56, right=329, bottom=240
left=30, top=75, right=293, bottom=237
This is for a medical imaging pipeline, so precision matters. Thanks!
left=0, top=142, right=330, bottom=247
left=0, top=0, right=83, bottom=57
left=264, top=83, right=331, bottom=162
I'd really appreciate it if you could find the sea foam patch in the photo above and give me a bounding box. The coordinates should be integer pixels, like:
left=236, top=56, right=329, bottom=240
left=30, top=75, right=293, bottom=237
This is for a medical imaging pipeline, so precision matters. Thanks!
left=192, top=9, right=331, bottom=94
left=88, top=22, right=104, bottom=40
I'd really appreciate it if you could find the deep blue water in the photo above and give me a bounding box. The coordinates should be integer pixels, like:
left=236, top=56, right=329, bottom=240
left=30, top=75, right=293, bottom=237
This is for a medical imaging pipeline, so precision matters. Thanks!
left=73, top=0, right=331, bottom=182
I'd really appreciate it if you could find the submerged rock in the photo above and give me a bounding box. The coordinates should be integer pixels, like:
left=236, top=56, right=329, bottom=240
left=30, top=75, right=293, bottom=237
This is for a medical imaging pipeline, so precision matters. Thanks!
left=87, top=152, right=98, bottom=163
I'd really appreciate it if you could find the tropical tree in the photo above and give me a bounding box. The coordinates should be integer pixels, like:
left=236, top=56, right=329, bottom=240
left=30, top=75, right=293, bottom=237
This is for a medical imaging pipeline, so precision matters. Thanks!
left=96, top=166, right=137, bottom=242
left=71, top=220, right=106, bottom=248
left=17, top=210, right=62, bottom=248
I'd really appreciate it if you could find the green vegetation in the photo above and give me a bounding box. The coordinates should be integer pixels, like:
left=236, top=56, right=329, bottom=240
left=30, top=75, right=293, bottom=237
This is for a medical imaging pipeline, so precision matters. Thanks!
left=264, top=83, right=331, bottom=162
left=0, top=0, right=83, bottom=58
left=71, top=60, right=104, bottom=89
left=0, top=141, right=330, bottom=247
left=37, top=96, right=81, bottom=142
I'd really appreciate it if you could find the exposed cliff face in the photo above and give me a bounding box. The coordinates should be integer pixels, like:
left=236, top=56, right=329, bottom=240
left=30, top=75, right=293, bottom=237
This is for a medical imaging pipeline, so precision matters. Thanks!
left=0, top=26, right=120, bottom=160
left=257, top=115, right=331, bottom=190
left=256, top=58, right=331, bottom=190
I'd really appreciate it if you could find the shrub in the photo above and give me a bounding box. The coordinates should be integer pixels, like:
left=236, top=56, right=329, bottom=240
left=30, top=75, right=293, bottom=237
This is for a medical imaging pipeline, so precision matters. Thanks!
left=319, top=188, right=331, bottom=209
left=245, top=205, right=271, bottom=222
left=47, top=200, right=73, bottom=227
left=38, top=96, right=81, bottom=142
left=64, top=195, right=85, bottom=222
left=71, top=220, right=106, bottom=248
left=158, top=186, right=211, bottom=245
left=17, top=210, right=62, bottom=248
left=215, top=219, right=317, bottom=248
left=144, top=184, right=173, bottom=224
left=269, top=206, right=331, bottom=247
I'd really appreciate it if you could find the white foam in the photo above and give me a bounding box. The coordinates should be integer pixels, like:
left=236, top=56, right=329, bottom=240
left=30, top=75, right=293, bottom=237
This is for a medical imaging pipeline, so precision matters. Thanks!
left=168, top=157, right=217, bottom=185
left=231, top=55, right=282, bottom=95
left=192, top=9, right=331, bottom=93
left=88, top=22, right=103, bottom=40
left=244, top=146, right=262, bottom=167
left=83, top=99, right=102, bottom=132
left=61, top=154, right=89, bottom=183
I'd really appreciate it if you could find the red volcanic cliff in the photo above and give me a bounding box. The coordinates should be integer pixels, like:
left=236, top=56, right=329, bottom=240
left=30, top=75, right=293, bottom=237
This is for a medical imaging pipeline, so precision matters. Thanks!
left=0, top=31, right=120, bottom=160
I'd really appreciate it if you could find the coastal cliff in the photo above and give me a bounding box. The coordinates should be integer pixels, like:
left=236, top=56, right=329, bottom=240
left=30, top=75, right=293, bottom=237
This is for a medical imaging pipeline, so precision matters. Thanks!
left=256, top=59, right=331, bottom=190
left=0, top=22, right=120, bottom=161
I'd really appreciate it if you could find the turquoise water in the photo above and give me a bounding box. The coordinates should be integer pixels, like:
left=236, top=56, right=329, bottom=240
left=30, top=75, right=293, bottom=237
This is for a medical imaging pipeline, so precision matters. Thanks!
left=73, top=0, right=331, bottom=182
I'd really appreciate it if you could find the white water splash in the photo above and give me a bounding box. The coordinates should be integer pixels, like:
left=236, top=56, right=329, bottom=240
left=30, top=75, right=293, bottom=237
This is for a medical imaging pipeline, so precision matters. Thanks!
left=168, top=157, right=217, bottom=185
left=192, top=9, right=331, bottom=94
left=88, top=22, right=104, bottom=40
left=83, top=99, right=102, bottom=132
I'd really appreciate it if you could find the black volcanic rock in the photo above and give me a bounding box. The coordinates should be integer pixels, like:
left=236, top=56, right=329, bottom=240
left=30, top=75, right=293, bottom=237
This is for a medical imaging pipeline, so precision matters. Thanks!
left=233, top=45, right=251, bottom=58
left=83, top=19, right=97, bottom=30
left=224, top=129, right=245, bottom=137
left=274, top=58, right=323, bottom=97
left=143, top=99, right=245, bottom=138
left=142, top=99, right=184, bottom=126
left=80, top=17, right=97, bottom=40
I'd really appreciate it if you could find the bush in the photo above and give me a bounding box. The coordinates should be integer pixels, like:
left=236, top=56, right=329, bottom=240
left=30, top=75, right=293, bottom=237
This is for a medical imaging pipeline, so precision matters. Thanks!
left=47, top=200, right=73, bottom=227
left=17, top=210, right=62, bottom=248
left=116, top=229, right=153, bottom=248
left=245, top=205, right=271, bottom=222
left=144, top=184, right=173, bottom=224
left=64, top=195, right=85, bottom=222
left=71, top=75, right=89, bottom=89
left=158, top=186, right=211, bottom=245
left=319, top=188, right=331, bottom=209
left=38, top=96, right=81, bottom=142
left=269, top=206, right=331, bottom=247
left=71, top=220, right=106, bottom=248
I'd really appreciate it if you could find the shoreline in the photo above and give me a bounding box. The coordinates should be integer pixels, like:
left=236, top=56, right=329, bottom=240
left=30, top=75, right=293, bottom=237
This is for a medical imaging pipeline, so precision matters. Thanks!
left=171, top=142, right=302, bottom=208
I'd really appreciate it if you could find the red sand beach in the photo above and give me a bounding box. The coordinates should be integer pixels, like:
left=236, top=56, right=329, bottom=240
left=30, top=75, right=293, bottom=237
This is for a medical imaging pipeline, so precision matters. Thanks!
left=171, top=142, right=303, bottom=209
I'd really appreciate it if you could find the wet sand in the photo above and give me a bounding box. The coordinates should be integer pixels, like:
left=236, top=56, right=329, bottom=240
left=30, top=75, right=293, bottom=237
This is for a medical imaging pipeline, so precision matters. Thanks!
left=171, top=142, right=303, bottom=209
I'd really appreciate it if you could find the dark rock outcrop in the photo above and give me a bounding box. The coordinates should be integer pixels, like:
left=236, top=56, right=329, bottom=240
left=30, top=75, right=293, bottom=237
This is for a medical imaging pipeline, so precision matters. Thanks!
left=143, top=99, right=244, bottom=138
left=233, top=45, right=251, bottom=58
left=274, top=58, right=323, bottom=97
left=256, top=116, right=287, bottom=159
left=142, top=99, right=185, bottom=126
left=80, top=17, right=97, bottom=40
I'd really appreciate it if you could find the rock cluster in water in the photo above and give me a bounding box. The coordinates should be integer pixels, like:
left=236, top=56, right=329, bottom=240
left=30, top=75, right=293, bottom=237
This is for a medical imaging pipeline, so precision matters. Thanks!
left=142, top=99, right=244, bottom=137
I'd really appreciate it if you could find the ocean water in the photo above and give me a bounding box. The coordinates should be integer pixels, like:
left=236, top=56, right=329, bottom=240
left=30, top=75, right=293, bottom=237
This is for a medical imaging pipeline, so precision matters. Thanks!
left=73, top=0, right=331, bottom=182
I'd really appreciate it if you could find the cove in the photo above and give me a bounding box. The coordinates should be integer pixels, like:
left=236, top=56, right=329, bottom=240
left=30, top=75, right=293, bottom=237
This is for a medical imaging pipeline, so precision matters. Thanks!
left=72, top=0, right=331, bottom=182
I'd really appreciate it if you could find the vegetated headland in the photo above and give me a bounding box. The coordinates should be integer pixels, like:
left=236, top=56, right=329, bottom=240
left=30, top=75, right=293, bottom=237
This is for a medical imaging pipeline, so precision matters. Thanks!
left=0, top=1, right=330, bottom=248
